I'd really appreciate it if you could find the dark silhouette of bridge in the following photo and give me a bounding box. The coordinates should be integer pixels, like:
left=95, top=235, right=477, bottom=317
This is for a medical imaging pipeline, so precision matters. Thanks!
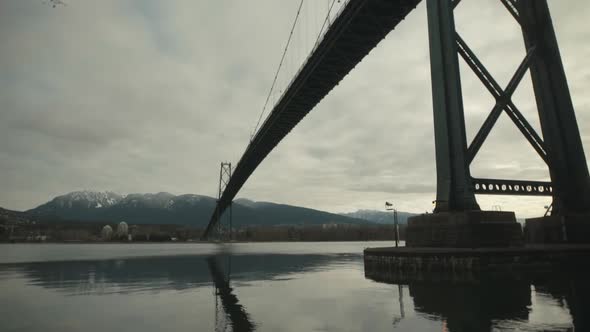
left=203, top=0, right=590, bottom=243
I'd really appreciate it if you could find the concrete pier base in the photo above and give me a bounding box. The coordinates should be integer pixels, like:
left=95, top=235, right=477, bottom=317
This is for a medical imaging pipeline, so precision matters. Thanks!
left=406, top=211, right=523, bottom=248
left=525, top=215, right=590, bottom=244
left=364, top=245, right=590, bottom=279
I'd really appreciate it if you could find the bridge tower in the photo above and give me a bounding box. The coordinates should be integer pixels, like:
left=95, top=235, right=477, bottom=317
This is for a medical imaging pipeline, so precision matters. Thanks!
left=407, top=0, right=590, bottom=247
left=213, top=162, right=233, bottom=241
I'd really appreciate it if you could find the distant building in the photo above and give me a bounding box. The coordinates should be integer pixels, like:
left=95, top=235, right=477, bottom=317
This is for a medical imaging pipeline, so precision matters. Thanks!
left=34, top=235, right=47, bottom=242
left=117, top=221, right=129, bottom=237
left=101, top=225, right=113, bottom=240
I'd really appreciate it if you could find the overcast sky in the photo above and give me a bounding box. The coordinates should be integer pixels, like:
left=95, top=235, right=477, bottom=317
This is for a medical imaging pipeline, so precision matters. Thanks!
left=1, top=0, right=588, bottom=217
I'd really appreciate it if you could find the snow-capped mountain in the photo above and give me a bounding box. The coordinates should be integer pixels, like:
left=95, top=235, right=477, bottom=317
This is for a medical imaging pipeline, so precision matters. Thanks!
left=26, top=191, right=369, bottom=227
left=116, top=192, right=216, bottom=210
left=27, top=191, right=124, bottom=221
left=118, top=192, right=176, bottom=209
left=27, top=191, right=217, bottom=223
left=38, top=190, right=123, bottom=210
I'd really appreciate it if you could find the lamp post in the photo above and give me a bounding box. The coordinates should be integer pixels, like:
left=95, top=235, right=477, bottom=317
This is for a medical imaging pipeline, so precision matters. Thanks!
left=386, top=201, right=399, bottom=248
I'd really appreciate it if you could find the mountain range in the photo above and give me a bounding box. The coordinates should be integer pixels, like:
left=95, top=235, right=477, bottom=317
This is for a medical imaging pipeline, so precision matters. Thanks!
left=19, top=191, right=398, bottom=227
left=0, top=191, right=419, bottom=228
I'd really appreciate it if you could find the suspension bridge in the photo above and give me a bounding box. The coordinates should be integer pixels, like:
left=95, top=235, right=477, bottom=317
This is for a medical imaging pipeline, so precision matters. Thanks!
left=202, top=0, right=590, bottom=246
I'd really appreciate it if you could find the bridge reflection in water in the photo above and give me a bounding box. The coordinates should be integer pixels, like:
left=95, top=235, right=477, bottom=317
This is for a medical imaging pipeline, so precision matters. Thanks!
left=208, top=256, right=255, bottom=332
left=1, top=252, right=587, bottom=331
left=367, top=267, right=590, bottom=332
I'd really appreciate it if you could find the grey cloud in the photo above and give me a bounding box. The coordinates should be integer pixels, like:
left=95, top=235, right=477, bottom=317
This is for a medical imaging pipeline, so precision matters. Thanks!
left=350, top=183, right=436, bottom=195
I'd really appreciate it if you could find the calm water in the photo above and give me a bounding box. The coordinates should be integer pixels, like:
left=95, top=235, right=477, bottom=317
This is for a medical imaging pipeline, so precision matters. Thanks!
left=0, top=242, right=586, bottom=331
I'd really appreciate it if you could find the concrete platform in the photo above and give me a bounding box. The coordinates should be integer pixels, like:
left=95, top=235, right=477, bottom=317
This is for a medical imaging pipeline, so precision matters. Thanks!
left=406, top=211, right=523, bottom=248
left=364, top=244, right=590, bottom=280
left=525, top=215, right=590, bottom=243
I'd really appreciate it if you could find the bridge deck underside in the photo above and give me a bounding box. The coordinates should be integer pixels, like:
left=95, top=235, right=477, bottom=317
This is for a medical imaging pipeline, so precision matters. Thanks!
left=204, top=0, right=421, bottom=237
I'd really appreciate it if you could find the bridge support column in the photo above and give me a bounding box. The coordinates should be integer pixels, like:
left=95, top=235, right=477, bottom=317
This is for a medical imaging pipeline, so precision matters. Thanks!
left=518, top=0, right=590, bottom=243
left=406, top=0, right=523, bottom=247
left=518, top=0, right=590, bottom=215
left=425, top=0, right=478, bottom=213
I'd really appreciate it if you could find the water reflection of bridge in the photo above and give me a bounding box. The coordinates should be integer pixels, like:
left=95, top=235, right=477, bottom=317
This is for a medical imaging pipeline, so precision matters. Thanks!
left=208, top=256, right=255, bottom=332
left=3, top=254, right=347, bottom=294
left=1, top=253, right=356, bottom=331
left=2, top=253, right=588, bottom=331
left=366, top=268, right=590, bottom=331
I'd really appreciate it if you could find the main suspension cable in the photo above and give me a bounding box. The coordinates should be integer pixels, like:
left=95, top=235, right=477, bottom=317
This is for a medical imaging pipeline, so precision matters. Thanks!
left=251, top=0, right=305, bottom=140
left=250, top=0, right=339, bottom=141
